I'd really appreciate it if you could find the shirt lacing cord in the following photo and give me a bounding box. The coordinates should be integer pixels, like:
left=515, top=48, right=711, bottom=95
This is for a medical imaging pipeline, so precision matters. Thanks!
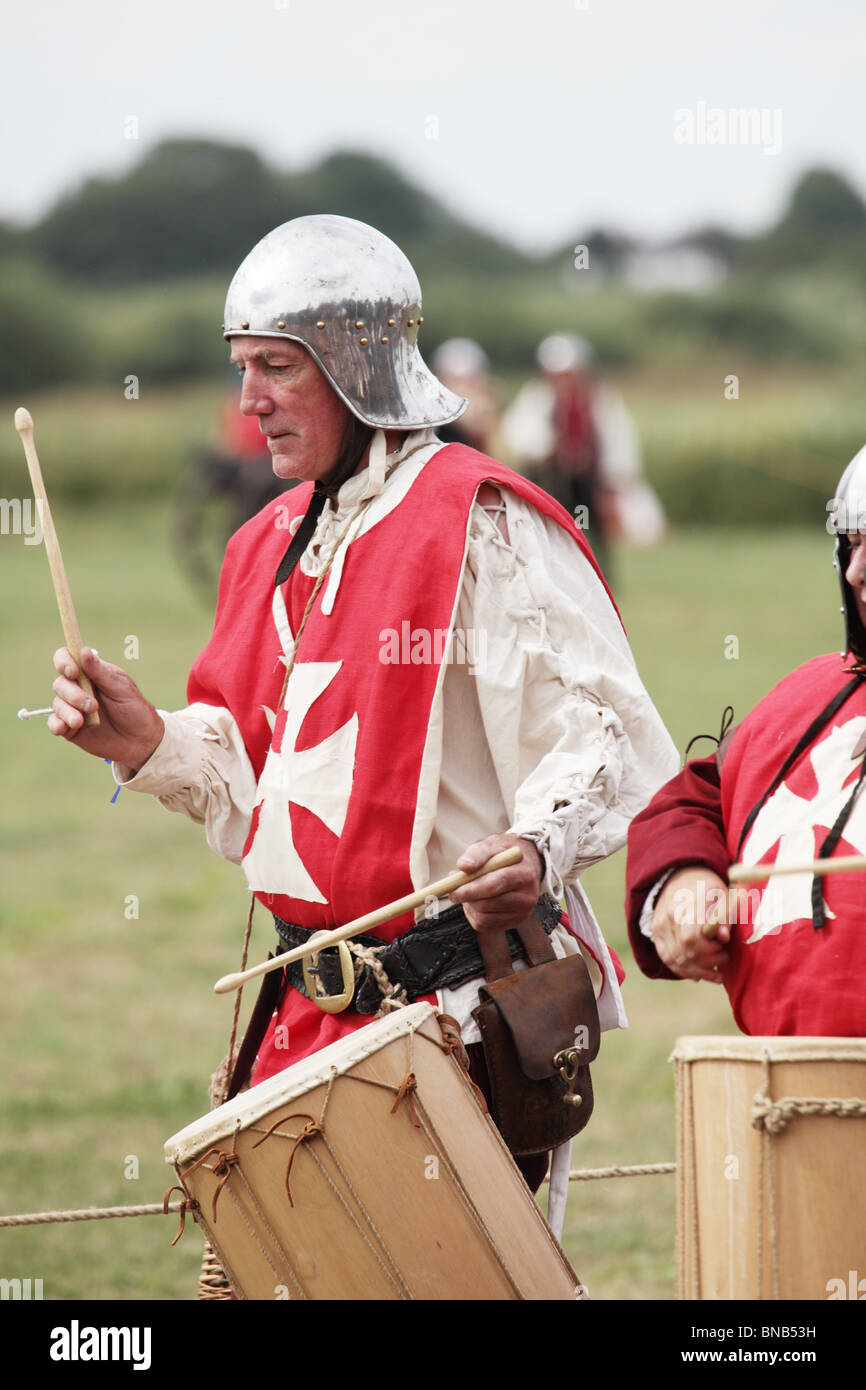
left=506, top=601, right=549, bottom=649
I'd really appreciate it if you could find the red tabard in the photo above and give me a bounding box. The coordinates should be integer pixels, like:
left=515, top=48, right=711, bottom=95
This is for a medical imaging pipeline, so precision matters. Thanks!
left=719, top=655, right=866, bottom=1035
left=187, top=443, right=617, bottom=1073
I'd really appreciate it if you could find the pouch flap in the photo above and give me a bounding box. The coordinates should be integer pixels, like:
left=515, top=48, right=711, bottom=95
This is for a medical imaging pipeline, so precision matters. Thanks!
left=476, top=953, right=600, bottom=1080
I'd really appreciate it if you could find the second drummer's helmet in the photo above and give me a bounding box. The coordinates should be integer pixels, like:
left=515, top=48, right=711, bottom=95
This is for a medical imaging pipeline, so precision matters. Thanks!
left=223, top=215, right=467, bottom=432
left=828, top=443, right=866, bottom=664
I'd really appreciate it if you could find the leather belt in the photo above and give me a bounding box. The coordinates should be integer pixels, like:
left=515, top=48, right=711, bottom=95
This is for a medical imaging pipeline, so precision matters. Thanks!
left=274, top=895, right=562, bottom=1015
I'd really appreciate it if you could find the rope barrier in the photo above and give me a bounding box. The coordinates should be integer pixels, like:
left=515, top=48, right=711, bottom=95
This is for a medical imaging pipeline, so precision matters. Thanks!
left=558, top=1162, right=676, bottom=1182
left=0, top=1201, right=184, bottom=1228
left=0, top=1161, right=678, bottom=1227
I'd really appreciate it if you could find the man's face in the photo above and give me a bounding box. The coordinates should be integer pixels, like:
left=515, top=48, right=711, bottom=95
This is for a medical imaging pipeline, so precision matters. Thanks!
left=844, top=532, right=866, bottom=629
left=229, top=336, right=354, bottom=483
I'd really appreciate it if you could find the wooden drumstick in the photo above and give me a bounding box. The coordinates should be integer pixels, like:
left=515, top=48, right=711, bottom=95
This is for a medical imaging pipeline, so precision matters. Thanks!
left=701, top=854, right=866, bottom=937
left=15, top=408, right=99, bottom=727
left=729, top=854, right=866, bottom=884
left=213, top=847, right=523, bottom=995
left=700, top=902, right=728, bottom=941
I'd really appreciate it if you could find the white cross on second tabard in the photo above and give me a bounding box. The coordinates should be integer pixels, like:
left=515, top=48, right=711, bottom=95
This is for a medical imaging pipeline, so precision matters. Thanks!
left=741, top=717, right=866, bottom=943
left=243, top=661, right=359, bottom=904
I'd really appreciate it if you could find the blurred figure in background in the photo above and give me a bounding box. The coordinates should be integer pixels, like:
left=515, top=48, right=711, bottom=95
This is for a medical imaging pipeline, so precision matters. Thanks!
left=431, top=338, right=501, bottom=456
left=173, top=373, right=299, bottom=601
left=501, top=332, right=666, bottom=584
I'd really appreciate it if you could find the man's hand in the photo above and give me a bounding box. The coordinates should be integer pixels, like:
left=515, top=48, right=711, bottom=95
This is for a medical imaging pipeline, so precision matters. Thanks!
left=452, top=833, right=544, bottom=932
left=49, top=647, right=164, bottom=772
left=651, top=866, right=734, bottom=983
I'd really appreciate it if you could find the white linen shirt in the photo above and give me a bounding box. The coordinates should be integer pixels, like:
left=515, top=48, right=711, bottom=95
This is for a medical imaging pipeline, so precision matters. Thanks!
left=115, top=430, right=678, bottom=1036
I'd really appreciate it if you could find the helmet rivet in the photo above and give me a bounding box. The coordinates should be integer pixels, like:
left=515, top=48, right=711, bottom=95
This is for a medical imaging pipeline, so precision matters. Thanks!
left=381, top=336, right=389, bottom=344
left=388, top=318, right=396, bottom=327
left=277, top=320, right=286, bottom=329
left=360, top=337, right=369, bottom=346
left=418, top=316, right=424, bottom=324
left=408, top=319, right=415, bottom=327
left=317, top=321, right=325, bottom=330
left=355, top=321, right=364, bottom=329
left=241, top=321, right=250, bottom=330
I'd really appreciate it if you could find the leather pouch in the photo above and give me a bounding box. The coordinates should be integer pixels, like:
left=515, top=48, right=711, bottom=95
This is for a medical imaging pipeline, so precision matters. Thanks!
left=471, top=911, right=600, bottom=1156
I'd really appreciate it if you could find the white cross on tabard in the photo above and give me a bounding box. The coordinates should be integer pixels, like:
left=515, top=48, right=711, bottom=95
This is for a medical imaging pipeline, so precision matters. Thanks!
left=741, top=717, right=866, bottom=943
left=242, top=661, right=359, bottom=904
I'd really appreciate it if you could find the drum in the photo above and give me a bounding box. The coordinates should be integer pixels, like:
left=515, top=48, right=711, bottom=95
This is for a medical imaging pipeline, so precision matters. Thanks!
left=165, top=1002, right=582, bottom=1300
left=673, top=1035, right=866, bottom=1300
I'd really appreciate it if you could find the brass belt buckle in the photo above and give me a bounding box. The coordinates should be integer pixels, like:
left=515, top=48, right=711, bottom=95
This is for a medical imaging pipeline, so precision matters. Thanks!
left=553, top=1047, right=583, bottom=1108
left=303, top=932, right=355, bottom=1014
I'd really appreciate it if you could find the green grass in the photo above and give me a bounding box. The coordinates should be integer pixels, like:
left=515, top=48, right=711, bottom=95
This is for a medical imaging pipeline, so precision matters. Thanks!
left=0, top=484, right=843, bottom=1300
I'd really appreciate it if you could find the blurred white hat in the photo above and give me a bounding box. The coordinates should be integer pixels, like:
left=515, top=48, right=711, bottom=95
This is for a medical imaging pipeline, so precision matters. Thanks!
left=536, top=332, right=594, bottom=374
left=431, top=337, right=491, bottom=378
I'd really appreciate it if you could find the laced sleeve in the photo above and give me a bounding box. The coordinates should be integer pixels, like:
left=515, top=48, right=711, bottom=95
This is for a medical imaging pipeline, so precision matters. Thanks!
left=462, top=485, right=678, bottom=899
left=112, top=704, right=258, bottom=865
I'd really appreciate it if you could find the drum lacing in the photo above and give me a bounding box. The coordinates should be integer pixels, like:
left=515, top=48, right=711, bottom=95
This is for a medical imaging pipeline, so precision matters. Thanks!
left=167, top=1141, right=242, bottom=1232
left=162, top=1184, right=200, bottom=1247
left=242, top=1067, right=413, bottom=1298
left=338, top=1022, right=526, bottom=1296
left=198, top=1242, right=233, bottom=1300
left=253, top=1112, right=325, bottom=1208
left=389, top=1072, right=419, bottom=1127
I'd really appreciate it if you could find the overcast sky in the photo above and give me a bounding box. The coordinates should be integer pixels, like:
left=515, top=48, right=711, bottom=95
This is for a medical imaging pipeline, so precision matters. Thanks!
left=3, top=0, right=865, bottom=253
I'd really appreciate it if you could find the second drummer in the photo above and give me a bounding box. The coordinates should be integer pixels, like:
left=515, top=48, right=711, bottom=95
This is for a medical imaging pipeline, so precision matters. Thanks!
left=625, top=443, right=866, bottom=1036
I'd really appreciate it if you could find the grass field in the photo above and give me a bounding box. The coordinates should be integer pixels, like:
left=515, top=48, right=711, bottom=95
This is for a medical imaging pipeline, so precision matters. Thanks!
left=0, top=475, right=842, bottom=1300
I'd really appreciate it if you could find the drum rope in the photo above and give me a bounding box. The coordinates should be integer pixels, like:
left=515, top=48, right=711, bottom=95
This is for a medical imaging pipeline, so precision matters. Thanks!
left=674, top=1057, right=684, bottom=1299
left=755, top=1053, right=780, bottom=1300
left=198, top=1242, right=236, bottom=1300
left=252, top=1112, right=324, bottom=1207
left=298, top=1141, right=414, bottom=1299
left=404, top=1030, right=525, bottom=1298
left=221, top=1165, right=308, bottom=1300
left=752, top=1093, right=866, bottom=1133
left=673, top=1056, right=701, bottom=1300
left=752, top=1053, right=866, bottom=1300
left=169, top=1144, right=241, bottom=1225
left=249, top=1068, right=413, bottom=1298
left=219, top=893, right=257, bottom=1107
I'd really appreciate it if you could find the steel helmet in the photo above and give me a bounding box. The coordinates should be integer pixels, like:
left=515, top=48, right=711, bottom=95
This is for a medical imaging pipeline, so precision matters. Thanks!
left=828, top=443, right=866, bottom=663
left=223, top=214, right=467, bottom=431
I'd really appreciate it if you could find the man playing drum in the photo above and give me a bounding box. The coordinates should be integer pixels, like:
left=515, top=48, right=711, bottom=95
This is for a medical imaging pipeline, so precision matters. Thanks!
left=625, top=445, right=866, bottom=1036
left=48, top=215, right=677, bottom=1191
